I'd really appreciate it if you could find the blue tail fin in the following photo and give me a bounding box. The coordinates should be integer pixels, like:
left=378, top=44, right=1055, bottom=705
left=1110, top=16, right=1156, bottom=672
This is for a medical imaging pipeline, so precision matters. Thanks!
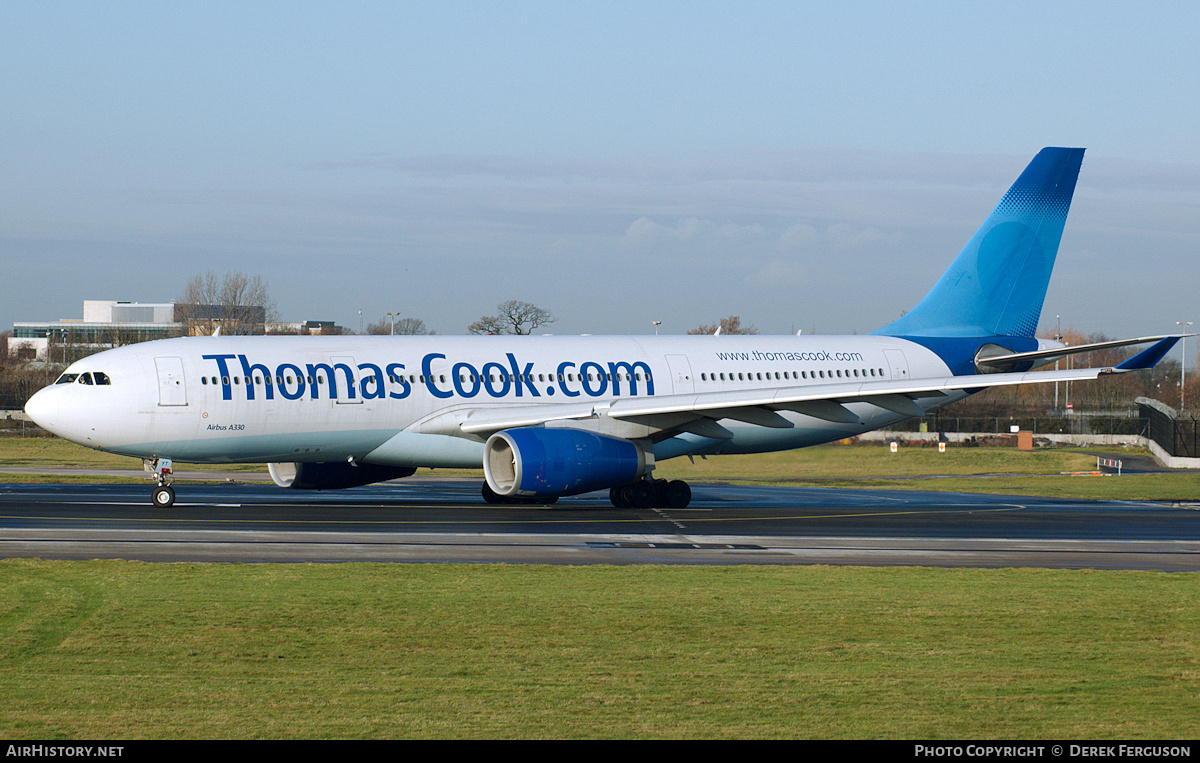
left=874, top=147, right=1085, bottom=338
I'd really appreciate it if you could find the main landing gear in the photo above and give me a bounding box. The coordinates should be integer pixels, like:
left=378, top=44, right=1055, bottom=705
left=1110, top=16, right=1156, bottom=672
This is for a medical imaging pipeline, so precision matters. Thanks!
left=145, top=458, right=175, bottom=508
left=609, top=478, right=691, bottom=509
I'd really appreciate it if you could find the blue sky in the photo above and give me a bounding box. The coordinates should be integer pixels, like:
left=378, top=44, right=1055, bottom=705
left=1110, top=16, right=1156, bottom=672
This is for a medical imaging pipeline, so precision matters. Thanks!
left=3, top=1, right=1199, bottom=345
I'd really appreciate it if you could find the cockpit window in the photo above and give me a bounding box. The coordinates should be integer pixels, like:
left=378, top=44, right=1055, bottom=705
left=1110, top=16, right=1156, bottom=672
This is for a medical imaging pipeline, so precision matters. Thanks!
left=53, top=371, right=110, bottom=385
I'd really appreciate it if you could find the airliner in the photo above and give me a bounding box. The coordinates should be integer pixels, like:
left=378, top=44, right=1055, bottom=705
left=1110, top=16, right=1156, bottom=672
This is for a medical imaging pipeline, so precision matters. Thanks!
left=23, top=147, right=1182, bottom=508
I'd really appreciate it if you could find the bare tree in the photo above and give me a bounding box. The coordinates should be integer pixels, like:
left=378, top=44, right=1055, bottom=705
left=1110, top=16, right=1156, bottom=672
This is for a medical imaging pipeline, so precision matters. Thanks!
left=687, top=315, right=758, bottom=335
left=367, top=316, right=429, bottom=335
left=176, top=271, right=278, bottom=335
left=468, top=300, right=555, bottom=335
left=467, top=315, right=507, bottom=335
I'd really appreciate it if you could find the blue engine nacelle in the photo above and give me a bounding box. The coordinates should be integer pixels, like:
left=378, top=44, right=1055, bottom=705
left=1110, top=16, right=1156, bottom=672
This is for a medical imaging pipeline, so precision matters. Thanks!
left=483, top=427, right=647, bottom=498
left=268, top=462, right=417, bottom=490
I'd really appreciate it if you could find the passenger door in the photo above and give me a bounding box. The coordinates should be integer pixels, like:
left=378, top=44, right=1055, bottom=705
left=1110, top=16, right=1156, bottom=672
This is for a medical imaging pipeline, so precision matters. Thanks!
left=154, top=356, right=188, bottom=406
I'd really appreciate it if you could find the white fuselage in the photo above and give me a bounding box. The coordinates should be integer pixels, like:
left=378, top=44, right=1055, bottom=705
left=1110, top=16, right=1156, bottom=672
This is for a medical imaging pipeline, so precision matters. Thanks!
left=25, top=333, right=960, bottom=469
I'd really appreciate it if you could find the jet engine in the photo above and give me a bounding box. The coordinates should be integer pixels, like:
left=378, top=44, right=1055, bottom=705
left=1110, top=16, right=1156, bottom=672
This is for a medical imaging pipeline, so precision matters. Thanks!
left=267, top=461, right=417, bottom=490
left=483, top=427, right=646, bottom=498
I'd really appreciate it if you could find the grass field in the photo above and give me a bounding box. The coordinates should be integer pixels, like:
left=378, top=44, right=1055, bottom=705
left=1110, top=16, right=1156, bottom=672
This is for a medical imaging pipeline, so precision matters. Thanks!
left=0, top=437, right=261, bottom=472
left=1, top=560, right=1197, bottom=739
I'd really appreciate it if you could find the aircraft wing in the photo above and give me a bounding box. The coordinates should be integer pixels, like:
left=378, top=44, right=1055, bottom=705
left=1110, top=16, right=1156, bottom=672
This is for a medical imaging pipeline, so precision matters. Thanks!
left=419, top=335, right=1181, bottom=442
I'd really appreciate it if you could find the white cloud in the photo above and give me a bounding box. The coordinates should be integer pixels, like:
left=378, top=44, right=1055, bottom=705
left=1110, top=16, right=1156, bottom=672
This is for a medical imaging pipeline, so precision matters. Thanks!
left=623, top=216, right=766, bottom=246
left=744, top=259, right=808, bottom=288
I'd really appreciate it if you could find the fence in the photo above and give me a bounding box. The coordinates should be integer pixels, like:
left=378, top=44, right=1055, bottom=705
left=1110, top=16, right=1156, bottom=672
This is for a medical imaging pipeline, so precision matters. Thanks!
left=885, top=413, right=1147, bottom=438
left=1137, top=397, right=1200, bottom=458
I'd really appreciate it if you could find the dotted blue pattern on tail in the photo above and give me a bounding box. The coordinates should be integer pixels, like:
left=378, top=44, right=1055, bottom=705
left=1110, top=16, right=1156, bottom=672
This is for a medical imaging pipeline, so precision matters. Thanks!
left=874, top=147, right=1084, bottom=338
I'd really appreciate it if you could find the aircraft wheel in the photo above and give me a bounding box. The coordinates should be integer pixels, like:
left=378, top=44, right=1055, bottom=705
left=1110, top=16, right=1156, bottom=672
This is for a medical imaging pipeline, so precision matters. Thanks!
left=666, top=480, right=691, bottom=509
left=152, top=485, right=175, bottom=508
left=652, top=479, right=669, bottom=507
left=623, top=481, right=654, bottom=509
left=609, top=486, right=631, bottom=508
left=481, top=482, right=506, bottom=504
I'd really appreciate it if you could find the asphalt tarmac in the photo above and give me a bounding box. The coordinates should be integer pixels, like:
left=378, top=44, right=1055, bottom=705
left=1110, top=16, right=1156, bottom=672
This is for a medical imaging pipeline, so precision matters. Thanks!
left=2, top=478, right=1198, bottom=570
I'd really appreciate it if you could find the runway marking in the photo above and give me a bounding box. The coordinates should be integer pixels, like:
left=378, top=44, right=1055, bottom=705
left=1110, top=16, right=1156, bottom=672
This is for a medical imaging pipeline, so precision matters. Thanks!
left=653, top=505, right=1030, bottom=524
left=0, top=504, right=1032, bottom=528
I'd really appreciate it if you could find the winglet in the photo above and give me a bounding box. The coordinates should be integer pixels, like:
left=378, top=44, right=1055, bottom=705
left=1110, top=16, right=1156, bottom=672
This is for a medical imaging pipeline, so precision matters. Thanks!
left=1115, top=336, right=1182, bottom=370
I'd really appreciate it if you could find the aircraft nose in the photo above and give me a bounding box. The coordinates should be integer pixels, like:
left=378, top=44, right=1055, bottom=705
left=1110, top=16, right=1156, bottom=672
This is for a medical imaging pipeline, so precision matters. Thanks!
left=24, top=387, right=61, bottom=435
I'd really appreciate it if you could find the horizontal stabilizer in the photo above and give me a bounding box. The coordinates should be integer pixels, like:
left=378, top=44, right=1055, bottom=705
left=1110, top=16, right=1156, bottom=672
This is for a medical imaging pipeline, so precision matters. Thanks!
left=1116, top=336, right=1182, bottom=370
left=975, top=334, right=1187, bottom=371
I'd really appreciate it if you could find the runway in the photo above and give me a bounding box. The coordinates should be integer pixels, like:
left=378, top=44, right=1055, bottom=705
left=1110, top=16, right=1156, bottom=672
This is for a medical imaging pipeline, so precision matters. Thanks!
left=2, top=479, right=1199, bottom=570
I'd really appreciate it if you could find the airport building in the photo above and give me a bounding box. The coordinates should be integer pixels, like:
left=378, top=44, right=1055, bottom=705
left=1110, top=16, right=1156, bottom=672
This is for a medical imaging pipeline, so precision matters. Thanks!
left=9, top=300, right=280, bottom=362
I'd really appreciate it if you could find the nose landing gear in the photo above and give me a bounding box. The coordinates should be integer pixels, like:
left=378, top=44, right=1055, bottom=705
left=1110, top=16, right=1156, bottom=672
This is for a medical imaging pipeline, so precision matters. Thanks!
left=144, top=458, right=175, bottom=508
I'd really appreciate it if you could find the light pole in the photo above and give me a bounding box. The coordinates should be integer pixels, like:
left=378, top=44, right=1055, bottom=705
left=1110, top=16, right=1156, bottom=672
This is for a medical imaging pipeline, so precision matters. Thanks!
left=386, top=312, right=398, bottom=335
left=651, top=321, right=661, bottom=335
left=1178, top=321, right=1193, bottom=411
left=1054, top=315, right=1062, bottom=414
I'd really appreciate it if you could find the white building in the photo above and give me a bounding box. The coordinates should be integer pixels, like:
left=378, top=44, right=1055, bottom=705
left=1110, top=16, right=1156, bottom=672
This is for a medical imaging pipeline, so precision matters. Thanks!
left=12, top=301, right=180, bottom=361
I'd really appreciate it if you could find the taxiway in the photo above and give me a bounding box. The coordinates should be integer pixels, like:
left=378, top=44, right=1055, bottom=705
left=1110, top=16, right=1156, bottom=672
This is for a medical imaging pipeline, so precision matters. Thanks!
left=2, top=479, right=1198, bottom=570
